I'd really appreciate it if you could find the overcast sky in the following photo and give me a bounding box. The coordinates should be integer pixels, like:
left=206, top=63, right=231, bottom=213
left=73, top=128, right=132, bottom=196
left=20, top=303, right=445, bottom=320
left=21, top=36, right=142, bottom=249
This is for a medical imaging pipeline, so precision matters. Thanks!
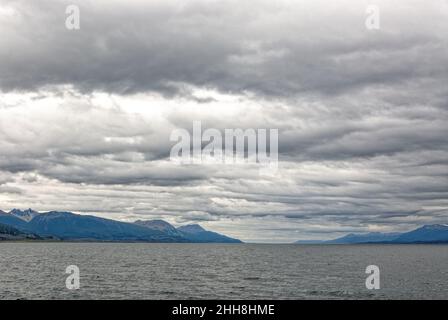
left=0, top=0, right=447, bottom=242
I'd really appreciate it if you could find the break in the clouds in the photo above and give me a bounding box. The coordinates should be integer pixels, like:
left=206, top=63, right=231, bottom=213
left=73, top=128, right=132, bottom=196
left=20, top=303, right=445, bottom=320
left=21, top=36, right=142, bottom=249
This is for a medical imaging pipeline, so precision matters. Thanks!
left=0, top=0, right=447, bottom=242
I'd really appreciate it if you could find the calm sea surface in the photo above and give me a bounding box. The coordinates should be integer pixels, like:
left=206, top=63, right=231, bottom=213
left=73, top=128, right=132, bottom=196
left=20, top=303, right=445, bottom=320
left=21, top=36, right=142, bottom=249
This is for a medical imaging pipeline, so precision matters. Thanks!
left=0, top=243, right=447, bottom=299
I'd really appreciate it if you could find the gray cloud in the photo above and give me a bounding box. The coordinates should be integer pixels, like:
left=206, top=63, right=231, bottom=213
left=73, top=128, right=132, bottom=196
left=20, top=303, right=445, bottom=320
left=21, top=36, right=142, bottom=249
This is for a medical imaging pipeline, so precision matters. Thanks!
left=1, top=0, right=447, bottom=98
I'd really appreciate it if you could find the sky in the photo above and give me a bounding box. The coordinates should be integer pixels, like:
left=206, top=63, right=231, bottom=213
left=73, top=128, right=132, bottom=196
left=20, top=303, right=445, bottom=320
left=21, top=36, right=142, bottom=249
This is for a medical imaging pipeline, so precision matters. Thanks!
left=0, top=0, right=447, bottom=243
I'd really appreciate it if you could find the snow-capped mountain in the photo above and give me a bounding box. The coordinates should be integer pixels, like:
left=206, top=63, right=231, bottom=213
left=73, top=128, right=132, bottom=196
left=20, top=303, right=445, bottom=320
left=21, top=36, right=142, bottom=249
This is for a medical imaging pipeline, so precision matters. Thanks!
left=9, top=208, right=40, bottom=222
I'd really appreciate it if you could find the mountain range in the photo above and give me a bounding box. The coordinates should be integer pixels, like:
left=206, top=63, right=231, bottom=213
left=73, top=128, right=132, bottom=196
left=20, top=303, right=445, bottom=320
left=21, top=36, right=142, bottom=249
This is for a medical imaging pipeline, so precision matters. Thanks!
left=0, top=209, right=242, bottom=243
left=2, top=208, right=447, bottom=244
left=295, top=224, right=448, bottom=244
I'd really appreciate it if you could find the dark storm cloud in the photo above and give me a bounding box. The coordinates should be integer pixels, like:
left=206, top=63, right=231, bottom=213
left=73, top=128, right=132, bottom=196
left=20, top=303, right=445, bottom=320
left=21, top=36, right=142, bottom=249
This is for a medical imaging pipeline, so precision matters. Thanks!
left=0, top=0, right=447, bottom=98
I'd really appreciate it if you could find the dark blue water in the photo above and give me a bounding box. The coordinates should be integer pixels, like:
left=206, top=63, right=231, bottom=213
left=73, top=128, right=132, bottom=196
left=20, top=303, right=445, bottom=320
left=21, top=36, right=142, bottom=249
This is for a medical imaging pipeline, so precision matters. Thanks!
left=0, top=243, right=447, bottom=299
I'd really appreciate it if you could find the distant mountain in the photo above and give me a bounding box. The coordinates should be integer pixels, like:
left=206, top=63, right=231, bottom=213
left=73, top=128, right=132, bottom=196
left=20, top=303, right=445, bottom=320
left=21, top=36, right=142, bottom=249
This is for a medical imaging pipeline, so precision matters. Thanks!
left=326, top=232, right=401, bottom=244
left=294, top=225, right=448, bottom=244
left=134, top=220, right=242, bottom=243
left=28, top=211, right=186, bottom=242
left=177, top=224, right=205, bottom=234
left=0, top=222, right=40, bottom=241
left=177, top=224, right=242, bottom=243
left=9, top=208, right=40, bottom=222
left=393, top=224, right=448, bottom=243
left=134, top=219, right=183, bottom=237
